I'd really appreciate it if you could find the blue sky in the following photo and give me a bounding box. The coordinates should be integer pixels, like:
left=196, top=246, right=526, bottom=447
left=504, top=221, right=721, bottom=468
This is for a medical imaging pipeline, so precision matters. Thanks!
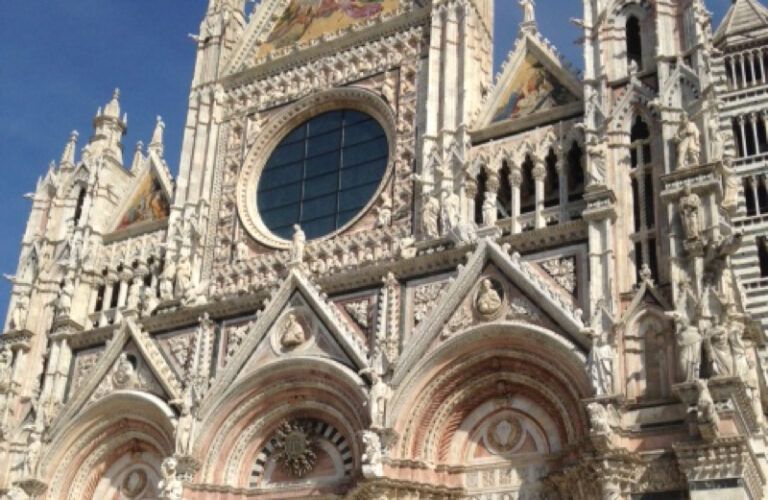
left=0, top=0, right=734, bottom=321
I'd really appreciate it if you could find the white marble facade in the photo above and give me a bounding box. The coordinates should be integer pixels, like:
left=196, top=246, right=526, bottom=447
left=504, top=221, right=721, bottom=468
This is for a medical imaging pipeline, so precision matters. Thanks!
left=2, top=0, right=768, bottom=498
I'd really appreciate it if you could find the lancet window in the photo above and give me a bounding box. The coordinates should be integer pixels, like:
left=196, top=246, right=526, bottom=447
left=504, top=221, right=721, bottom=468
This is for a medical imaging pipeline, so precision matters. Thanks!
left=628, top=115, right=658, bottom=282
left=626, top=15, right=643, bottom=70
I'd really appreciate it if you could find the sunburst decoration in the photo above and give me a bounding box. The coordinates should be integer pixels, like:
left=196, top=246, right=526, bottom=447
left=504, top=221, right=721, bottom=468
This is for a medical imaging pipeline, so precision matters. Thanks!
left=272, top=421, right=317, bottom=478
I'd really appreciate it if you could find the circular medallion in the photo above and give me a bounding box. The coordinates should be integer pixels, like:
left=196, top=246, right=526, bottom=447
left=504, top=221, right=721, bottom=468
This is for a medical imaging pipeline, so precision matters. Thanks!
left=121, top=468, right=147, bottom=498
left=484, top=415, right=523, bottom=455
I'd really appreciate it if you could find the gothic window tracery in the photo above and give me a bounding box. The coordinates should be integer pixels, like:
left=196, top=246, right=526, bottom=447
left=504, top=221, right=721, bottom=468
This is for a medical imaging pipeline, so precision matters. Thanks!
left=628, top=115, right=658, bottom=283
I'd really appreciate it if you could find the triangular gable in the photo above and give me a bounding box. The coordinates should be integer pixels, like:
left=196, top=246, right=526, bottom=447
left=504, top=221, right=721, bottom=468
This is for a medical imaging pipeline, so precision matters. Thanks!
left=109, top=156, right=172, bottom=234
left=200, top=268, right=369, bottom=415
left=238, top=291, right=360, bottom=377
left=51, top=319, right=182, bottom=434
left=476, top=31, right=582, bottom=130
left=618, top=279, right=672, bottom=327
left=224, top=0, right=404, bottom=75
left=393, top=239, right=588, bottom=386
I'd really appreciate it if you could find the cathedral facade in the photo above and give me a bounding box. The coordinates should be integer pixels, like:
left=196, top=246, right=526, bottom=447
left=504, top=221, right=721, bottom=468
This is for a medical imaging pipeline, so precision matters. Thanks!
left=2, top=0, right=768, bottom=498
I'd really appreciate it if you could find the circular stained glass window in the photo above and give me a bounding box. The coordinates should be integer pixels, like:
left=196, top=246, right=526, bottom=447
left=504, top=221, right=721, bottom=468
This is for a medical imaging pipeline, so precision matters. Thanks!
left=256, top=109, right=389, bottom=240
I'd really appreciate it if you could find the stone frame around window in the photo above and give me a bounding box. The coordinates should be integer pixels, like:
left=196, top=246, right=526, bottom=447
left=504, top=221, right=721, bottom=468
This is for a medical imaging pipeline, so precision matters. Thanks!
left=236, top=87, right=398, bottom=249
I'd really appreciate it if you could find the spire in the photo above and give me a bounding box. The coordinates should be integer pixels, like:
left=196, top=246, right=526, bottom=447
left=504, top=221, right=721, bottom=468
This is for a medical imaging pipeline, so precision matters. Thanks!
left=148, top=116, right=165, bottom=157
left=131, top=142, right=145, bottom=171
left=60, top=131, right=79, bottom=168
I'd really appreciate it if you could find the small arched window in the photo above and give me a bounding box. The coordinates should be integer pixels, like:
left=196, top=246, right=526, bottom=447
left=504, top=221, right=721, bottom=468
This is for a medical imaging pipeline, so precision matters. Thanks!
left=626, top=16, right=643, bottom=70
left=629, top=115, right=658, bottom=283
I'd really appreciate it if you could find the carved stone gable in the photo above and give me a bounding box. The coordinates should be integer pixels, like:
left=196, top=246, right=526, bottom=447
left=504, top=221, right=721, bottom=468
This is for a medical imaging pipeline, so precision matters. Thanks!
left=90, top=342, right=167, bottom=403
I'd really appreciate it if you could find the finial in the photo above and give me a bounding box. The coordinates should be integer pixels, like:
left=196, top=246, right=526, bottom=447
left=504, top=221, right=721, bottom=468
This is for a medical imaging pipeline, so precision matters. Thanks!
left=131, top=141, right=144, bottom=171
left=149, top=115, right=165, bottom=156
left=60, top=130, right=79, bottom=167
left=103, top=88, right=122, bottom=119
left=519, top=0, right=537, bottom=32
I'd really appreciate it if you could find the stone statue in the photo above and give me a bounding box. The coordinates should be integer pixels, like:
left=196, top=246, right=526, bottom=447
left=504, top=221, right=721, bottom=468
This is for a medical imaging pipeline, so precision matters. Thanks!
left=361, top=369, right=391, bottom=429
left=676, top=113, right=701, bottom=170
left=126, top=277, right=142, bottom=311
left=24, top=429, right=42, bottom=477
left=291, top=224, right=306, bottom=263
left=673, top=313, right=702, bottom=382
left=280, top=313, right=306, bottom=349
left=588, top=330, right=615, bottom=396
left=159, top=260, right=176, bottom=301
left=422, top=195, right=440, bottom=239
left=729, top=319, right=749, bottom=381
left=482, top=191, right=498, bottom=227
left=719, top=159, right=740, bottom=213
left=696, top=379, right=718, bottom=425
left=141, top=286, right=159, bottom=317
left=708, top=113, right=724, bottom=161
left=112, top=353, right=136, bottom=388
left=376, top=191, right=393, bottom=228
left=586, top=402, right=611, bottom=435
left=586, top=137, right=606, bottom=186
left=707, top=317, right=733, bottom=376
left=175, top=256, right=192, bottom=298
left=158, top=457, right=183, bottom=500
left=56, top=276, right=75, bottom=318
left=476, top=279, right=502, bottom=317
left=679, top=186, right=702, bottom=242
left=175, top=389, right=196, bottom=456
left=520, top=0, right=535, bottom=23
left=441, top=191, right=460, bottom=232
left=9, top=294, right=29, bottom=331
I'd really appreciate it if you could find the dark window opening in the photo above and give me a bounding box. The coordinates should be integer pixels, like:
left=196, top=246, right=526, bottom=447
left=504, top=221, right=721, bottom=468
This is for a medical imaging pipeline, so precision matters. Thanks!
left=73, top=188, right=86, bottom=226
left=631, top=116, right=650, bottom=142
left=759, top=237, right=768, bottom=277
left=544, top=149, right=560, bottom=208
left=745, top=121, right=757, bottom=156
left=759, top=178, right=768, bottom=213
left=109, top=283, right=120, bottom=309
left=498, top=162, right=512, bottom=219
left=567, top=142, right=584, bottom=201
left=474, top=168, right=488, bottom=225
left=644, top=174, right=655, bottom=228
left=733, top=119, right=745, bottom=157
left=745, top=178, right=757, bottom=216
left=521, top=156, right=536, bottom=214
left=632, top=178, right=641, bottom=232
left=626, top=16, right=643, bottom=70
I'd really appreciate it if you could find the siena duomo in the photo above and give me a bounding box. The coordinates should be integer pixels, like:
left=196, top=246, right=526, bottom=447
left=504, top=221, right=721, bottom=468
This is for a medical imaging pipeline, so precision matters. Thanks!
left=5, top=0, right=768, bottom=498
